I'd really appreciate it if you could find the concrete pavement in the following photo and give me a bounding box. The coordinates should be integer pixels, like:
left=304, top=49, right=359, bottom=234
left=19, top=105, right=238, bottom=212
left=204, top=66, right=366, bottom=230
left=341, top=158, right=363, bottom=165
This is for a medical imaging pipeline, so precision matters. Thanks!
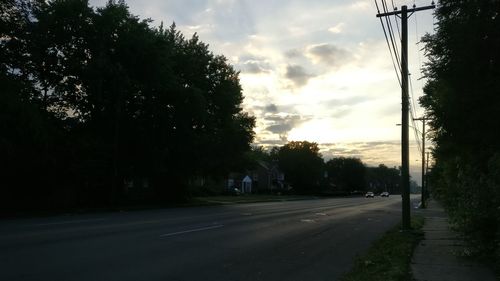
left=411, top=200, right=496, bottom=281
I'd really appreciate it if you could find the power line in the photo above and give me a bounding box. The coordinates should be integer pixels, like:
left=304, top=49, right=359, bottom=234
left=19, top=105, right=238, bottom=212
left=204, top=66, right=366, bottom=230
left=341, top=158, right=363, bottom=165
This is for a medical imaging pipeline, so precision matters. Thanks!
left=409, top=72, right=424, bottom=155
left=382, top=0, right=401, bottom=66
left=381, top=1, right=421, bottom=155
left=390, top=0, right=401, bottom=39
left=409, top=74, right=418, bottom=116
left=409, top=106, right=422, bottom=154
left=374, top=0, right=401, bottom=85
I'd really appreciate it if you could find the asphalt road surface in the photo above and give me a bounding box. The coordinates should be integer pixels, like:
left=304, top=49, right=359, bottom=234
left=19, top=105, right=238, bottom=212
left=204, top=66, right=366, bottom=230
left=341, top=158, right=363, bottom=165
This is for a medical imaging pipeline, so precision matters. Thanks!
left=0, top=196, right=419, bottom=281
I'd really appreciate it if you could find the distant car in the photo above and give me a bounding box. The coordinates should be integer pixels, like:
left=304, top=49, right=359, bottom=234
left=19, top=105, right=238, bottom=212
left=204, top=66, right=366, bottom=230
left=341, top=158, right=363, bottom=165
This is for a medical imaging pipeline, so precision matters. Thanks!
left=380, top=192, right=390, bottom=197
left=365, top=192, right=374, bottom=198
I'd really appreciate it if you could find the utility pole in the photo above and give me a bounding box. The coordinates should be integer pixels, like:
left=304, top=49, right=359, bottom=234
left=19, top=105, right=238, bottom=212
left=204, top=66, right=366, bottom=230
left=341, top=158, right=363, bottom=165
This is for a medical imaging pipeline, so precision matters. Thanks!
left=376, top=2, right=435, bottom=230
left=414, top=116, right=428, bottom=208
left=426, top=151, right=430, bottom=199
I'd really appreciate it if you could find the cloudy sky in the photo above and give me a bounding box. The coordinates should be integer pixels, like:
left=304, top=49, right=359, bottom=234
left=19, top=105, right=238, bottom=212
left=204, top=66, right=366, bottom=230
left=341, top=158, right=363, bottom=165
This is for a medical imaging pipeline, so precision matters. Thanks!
left=90, top=0, right=437, bottom=184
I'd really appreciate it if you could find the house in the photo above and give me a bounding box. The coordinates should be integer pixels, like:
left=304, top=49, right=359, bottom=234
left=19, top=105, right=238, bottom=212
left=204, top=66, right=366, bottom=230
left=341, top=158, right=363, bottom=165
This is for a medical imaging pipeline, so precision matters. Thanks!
left=251, top=161, right=285, bottom=191
left=226, top=161, right=285, bottom=193
left=226, top=173, right=252, bottom=193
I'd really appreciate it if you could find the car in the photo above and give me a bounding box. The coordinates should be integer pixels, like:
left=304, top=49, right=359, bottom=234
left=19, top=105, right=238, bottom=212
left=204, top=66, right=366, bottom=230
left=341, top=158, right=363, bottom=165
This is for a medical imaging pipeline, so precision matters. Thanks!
left=365, top=191, right=374, bottom=198
left=381, top=192, right=390, bottom=197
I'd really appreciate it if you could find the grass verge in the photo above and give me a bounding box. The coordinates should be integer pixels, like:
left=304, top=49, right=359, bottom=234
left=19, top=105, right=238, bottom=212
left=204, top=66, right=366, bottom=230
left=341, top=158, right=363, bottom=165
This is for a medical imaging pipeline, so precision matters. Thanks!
left=340, top=215, right=425, bottom=281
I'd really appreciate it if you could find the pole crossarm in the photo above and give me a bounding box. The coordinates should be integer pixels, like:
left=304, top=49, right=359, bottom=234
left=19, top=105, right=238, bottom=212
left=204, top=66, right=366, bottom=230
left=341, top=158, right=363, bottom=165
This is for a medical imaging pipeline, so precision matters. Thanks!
left=376, top=5, right=435, bottom=18
left=413, top=117, right=428, bottom=121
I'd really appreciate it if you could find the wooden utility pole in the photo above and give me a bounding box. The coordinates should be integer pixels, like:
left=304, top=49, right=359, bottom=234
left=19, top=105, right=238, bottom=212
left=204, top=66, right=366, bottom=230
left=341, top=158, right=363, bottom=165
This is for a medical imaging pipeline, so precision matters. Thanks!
left=376, top=3, right=435, bottom=230
left=426, top=151, right=431, bottom=199
left=414, top=116, right=428, bottom=208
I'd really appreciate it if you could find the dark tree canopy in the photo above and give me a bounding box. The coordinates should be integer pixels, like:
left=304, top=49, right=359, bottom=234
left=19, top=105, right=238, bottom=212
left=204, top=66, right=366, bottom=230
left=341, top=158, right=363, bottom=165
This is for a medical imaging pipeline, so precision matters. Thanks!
left=277, top=141, right=324, bottom=193
left=419, top=0, right=500, bottom=261
left=325, top=157, right=367, bottom=192
left=0, top=0, right=254, bottom=210
left=366, top=164, right=400, bottom=194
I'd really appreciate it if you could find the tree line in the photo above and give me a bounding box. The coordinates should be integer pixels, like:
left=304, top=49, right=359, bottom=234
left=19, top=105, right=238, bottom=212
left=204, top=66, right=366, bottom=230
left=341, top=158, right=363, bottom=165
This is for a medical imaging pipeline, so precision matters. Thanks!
left=248, top=141, right=402, bottom=195
left=419, top=0, right=500, bottom=267
left=0, top=0, right=254, bottom=212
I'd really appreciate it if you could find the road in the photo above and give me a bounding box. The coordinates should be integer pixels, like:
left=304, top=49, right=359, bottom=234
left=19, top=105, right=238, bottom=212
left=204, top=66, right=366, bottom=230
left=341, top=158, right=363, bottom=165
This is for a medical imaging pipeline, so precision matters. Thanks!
left=0, top=196, right=418, bottom=281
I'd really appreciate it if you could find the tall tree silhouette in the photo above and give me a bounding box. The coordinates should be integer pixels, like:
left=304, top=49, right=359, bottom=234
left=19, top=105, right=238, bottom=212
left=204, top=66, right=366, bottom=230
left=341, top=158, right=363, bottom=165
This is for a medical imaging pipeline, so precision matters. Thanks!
left=0, top=0, right=254, bottom=209
left=325, top=157, right=366, bottom=192
left=420, top=0, right=500, bottom=259
left=277, top=141, right=324, bottom=194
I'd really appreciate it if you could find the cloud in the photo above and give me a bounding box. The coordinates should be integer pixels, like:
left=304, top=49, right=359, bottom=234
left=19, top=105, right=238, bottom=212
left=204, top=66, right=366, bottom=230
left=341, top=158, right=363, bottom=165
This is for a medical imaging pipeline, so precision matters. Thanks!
left=264, top=103, right=278, bottom=113
left=306, top=43, right=351, bottom=66
left=261, top=112, right=312, bottom=141
left=350, top=1, right=371, bottom=10
left=325, top=95, right=368, bottom=107
left=285, top=64, right=314, bottom=87
left=318, top=141, right=401, bottom=163
left=249, top=103, right=297, bottom=116
left=240, top=60, right=271, bottom=74
left=266, top=123, right=293, bottom=134
left=328, top=22, right=345, bottom=34
left=255, top=138, right=287, bottom=147
left=285, top=49, right=303, bottom=59
left=330, top=107, right=352, bottom=118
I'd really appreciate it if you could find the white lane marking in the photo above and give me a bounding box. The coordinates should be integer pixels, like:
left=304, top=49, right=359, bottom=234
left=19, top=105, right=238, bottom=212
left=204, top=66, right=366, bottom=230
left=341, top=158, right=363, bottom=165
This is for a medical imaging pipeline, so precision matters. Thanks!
left=159, top=224, right=224, bottom=238
left=34, top=218, right=106, bottom=227
left=315, top=213, right=327, bottom=216
left=300, top=219, right=316, bottom=223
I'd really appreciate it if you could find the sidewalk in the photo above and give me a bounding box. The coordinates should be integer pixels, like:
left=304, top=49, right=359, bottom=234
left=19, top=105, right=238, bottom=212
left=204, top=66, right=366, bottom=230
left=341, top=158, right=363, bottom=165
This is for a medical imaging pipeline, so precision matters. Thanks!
left=411, top=200, right=496, bottom=281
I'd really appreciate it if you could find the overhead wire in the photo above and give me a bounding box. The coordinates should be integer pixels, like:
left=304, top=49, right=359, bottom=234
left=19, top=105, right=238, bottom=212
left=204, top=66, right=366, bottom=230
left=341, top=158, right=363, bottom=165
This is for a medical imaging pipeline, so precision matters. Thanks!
left=374, top=0, right=401, bottom=86
left=391, top=0, right=401, bottom=39
left=376, top=0, right=425, bottom=154
left=409, top=74, right=422, bottom=154
left=381, top=0, right=401, bottom=68
left=383, top=0, right=421, bottom=153
left=408, top=0, right=426, bottom=155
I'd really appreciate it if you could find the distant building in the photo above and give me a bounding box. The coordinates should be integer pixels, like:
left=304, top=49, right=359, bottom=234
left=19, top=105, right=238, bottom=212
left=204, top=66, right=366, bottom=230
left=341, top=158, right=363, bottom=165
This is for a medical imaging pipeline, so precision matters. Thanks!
left=226, top=161, right=285, bottom=193
left=241, top=176, right=252, bottom=193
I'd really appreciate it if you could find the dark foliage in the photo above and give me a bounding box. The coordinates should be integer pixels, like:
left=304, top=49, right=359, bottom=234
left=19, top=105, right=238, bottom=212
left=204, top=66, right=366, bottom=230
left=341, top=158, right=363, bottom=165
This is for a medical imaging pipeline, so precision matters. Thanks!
left=277, top=141, right=324, bottom=194
left=366, top=164, right=401, bottom=194
left=325, top=157, right=367, bottom=193
left=0, top=0, right=254, bottom=211
left=419, top=0, right=500, bottom=266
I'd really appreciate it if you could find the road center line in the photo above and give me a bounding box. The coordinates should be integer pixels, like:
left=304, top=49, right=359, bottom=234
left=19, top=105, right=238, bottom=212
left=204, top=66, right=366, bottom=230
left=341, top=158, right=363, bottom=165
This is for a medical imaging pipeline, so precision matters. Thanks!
left=159, top=224, right=224, bottom=238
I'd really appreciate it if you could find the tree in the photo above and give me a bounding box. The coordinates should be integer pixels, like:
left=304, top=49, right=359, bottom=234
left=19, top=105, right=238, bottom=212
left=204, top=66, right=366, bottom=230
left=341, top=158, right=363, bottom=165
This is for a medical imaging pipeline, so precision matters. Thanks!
left=366, top=164, right=401, bottom=194
left=277, top=141, right=324, bottom=194
left=242, top=146, right=273, bottom=170
left=1, top=0, right=255, bottom=208
left=419, top=0, right=500, bottom=260
left=0, top=0, right=65, bottom=212
left=325, top=157, right=366, bottom=192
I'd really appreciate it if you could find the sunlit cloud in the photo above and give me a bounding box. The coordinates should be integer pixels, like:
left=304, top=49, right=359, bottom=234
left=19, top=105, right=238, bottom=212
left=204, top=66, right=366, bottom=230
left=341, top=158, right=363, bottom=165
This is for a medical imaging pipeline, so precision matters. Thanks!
left=328, top=22, right=345, bottom=34
left=350, top=0, right=371, bottom=10
left=306, top=43, right=351, bottom=66
left=284, top=64, right=315, bottom=87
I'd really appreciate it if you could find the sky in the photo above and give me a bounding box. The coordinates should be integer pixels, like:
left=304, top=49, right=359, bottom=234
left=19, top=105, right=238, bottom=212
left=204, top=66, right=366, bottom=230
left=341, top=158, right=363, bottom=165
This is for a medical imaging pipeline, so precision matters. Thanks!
left=90, top=0, right=437, bottom=185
